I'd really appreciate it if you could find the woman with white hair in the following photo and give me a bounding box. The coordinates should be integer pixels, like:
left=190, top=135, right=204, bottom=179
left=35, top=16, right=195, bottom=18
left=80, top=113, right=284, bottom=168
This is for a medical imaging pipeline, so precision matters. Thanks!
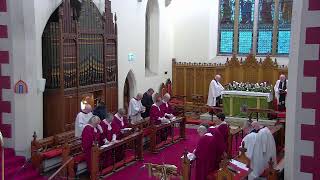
left=81, top=115, right=102, bottom=172
left=160, top=93, right=175, bottom=119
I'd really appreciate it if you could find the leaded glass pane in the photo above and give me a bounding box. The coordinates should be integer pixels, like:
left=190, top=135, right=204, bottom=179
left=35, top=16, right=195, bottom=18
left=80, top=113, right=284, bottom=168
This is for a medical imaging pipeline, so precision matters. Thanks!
left=278, top=31, right=290, bottom=54
left=219, top=0, right=235, bottom=54
left=238, top=0, right=255, bottom=54
left=257, top=0, right=275, bottom=54
left=277, top=0, right=292, bottom=55
left=220, top=31, right=234, bottom=53
left=238, top=30, right=253, bottom=53
left=258, top=31, right=273, bottom=54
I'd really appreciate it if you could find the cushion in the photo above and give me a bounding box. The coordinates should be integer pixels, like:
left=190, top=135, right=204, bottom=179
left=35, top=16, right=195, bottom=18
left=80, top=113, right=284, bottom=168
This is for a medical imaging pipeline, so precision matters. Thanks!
left=42, top=148, right=62, bottom=159
left=74, top=153, right=86, bottom=164
left=101, top=165, right=113, bottom=175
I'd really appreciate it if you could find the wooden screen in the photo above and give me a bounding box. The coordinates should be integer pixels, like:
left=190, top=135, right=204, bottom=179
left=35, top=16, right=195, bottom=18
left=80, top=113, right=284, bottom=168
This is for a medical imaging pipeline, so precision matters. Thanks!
left=42, top=0, right=118, bottom=137
left=172, top=54, right=288, bottom=103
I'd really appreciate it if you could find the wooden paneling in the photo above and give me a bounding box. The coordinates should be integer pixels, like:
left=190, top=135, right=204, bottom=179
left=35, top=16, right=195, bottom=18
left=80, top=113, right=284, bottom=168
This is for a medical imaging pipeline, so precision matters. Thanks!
left=42, top=0, right=118, bottom=137
left=172, top=54, right=288, bottom=103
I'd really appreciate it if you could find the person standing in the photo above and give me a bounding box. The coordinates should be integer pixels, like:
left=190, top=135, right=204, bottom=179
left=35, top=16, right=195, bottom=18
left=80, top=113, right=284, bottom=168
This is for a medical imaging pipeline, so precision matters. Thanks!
left=207, top=75, right=225, bottom=107
left=75, top=104, right=93, bottom=137
left=274, top=74, right=288, bottom=111
left=141, top=88, right=154, bottom=118
left=128, top=93, right=146, bottom=124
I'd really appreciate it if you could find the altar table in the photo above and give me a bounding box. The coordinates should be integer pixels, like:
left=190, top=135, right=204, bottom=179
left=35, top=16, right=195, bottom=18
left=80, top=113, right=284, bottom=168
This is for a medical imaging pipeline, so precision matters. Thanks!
left=222, top=91, right=273, bottom=118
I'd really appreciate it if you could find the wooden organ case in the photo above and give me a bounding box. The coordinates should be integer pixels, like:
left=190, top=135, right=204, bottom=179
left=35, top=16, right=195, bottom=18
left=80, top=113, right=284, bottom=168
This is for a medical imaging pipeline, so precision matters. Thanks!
left=42, top=0, right=118, bottom=137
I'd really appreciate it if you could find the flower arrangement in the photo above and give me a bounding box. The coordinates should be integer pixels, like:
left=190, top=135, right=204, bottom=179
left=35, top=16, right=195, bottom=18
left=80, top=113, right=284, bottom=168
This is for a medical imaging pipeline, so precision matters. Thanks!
left=226, top=81, right=273, bottom=93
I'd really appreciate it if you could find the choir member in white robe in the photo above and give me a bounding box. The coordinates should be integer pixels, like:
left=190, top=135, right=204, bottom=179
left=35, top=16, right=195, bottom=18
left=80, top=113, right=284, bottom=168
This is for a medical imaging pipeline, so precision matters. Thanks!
left=128, top=93, right=146, bottom=124
left=75, top=104, right=93, bottom=137
left=274, top=74, right=288, bottom=111
left=242, top=122, right=276, bottom=180
left=207, top=75, right=225, bottom=107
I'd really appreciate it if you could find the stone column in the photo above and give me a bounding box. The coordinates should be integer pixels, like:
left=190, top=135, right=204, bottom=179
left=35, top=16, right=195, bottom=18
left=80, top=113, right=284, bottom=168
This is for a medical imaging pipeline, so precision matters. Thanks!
left=285, top=0, right=320, bottom=179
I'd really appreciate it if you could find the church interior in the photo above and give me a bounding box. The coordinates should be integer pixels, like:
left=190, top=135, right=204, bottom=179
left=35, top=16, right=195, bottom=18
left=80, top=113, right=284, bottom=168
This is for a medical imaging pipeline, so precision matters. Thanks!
left=0, top=0, right=319, bottom=179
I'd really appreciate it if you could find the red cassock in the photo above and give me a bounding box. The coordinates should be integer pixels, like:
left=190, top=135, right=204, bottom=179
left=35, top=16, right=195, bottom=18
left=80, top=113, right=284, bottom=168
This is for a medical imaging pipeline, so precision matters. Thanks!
left=195, top=133, right=217, bottom=180
left=81, top=125, right=102, bottom=172
left=99, top=120, right=115, bottom=167
left=208, top=124, right=229, bottom=171
left=111, top=114, right=129, bottom=162
left=112, top=114, right=129, bottom=140
left=150, top=104, right=164, bottom=125
left=159, top=102, right=173, bottom=117
left=150, top=104, right=169, bottom=142
left=100, top=120, right=114, bottom=141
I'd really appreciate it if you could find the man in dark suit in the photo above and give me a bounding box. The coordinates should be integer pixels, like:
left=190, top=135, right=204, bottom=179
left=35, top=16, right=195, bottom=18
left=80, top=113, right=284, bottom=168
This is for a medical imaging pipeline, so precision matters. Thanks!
left=141, top=88, right=154, bottom=118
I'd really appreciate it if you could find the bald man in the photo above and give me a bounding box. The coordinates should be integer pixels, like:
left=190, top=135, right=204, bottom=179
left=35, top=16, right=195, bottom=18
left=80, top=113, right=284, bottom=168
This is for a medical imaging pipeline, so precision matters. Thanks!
left=274, top=74, right=288, bottom=111
left=128, top=93, right=146, bottom=124
left=207, top=74, right=225, bottom=107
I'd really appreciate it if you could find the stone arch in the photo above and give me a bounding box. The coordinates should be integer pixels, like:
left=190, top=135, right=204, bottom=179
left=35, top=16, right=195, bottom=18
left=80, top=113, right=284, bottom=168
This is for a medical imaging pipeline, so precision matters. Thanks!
left=145, top=0, right=160, bottom=76
left=123, top=70, right=137, bottom=110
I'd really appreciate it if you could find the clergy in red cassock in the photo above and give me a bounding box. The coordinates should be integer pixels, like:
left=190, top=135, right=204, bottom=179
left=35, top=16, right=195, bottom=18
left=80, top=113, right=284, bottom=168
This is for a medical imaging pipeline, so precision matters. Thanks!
left=194, top=124, right=218, bottom=180
left=81, top=116, right=103, bottom=172
left=99, top=113, right=117, bottom=167
left=112, top=108, right=129, bottom=162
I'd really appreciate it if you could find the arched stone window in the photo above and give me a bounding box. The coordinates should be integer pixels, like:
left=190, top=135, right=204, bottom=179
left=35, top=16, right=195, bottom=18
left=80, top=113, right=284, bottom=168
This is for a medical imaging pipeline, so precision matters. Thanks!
left=145, top=0, right=160, bottom=76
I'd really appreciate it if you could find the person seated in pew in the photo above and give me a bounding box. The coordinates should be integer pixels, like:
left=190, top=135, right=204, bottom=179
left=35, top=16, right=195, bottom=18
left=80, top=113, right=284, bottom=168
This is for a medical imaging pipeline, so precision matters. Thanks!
left=128, top=93, right=146, bottom=125
left=242, top=121, right=277, bottom=180
left=150, top=93, right=171, bottom=142
left=93, top=100, right=107, bottom=120
left=100, top=113, right=117, bottom=144
left=75, top=104, right=93, bottom=137
left=192, top=124, right=223, bottom=180
left=112, top=108, right=130, bottom=140
left=160, top=93, right=175, bottom=120
left=81, top=116, right=103, bottom=172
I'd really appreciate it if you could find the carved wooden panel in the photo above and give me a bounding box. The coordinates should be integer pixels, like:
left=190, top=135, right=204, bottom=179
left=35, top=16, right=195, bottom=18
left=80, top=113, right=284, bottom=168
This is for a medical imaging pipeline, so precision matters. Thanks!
left=176, top=68, right=185, bottom=96
left=186, top=68, right=194, bottom=102
left=172, top=54, right=288, bottom=103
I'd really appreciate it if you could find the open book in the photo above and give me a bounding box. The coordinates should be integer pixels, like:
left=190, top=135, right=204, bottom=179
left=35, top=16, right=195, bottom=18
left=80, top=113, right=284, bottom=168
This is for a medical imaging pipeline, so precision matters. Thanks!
left=230, top=159, right=249, bottom=171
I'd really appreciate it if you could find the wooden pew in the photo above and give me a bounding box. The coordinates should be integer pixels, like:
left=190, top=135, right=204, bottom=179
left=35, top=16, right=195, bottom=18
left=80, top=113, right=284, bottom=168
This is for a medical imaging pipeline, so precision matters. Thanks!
left=265, top=157, right=285, bottom=180
left=150, top=117, right=186, bottom=153
left=144, top=163, right=181, bottom=180
left=90, top=131, right=144, bottom=179
left=31, top=130, right=76, bottom=172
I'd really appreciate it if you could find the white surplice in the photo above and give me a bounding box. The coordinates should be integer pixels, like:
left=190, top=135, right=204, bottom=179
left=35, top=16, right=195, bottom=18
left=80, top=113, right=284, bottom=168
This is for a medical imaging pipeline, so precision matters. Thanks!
left=274, top=79, right=288, bottom=104
left=75, top=112, right=93, bottom=137
left=128, top=98, right=145, bottom=124
left=207, top=79, right=225, bottom=106
left=259, top=127, right=277, bottom=167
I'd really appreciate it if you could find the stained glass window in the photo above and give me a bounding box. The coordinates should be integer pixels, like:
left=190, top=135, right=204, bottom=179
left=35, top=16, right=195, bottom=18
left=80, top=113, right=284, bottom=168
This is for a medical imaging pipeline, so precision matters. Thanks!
left=257, top=0, right=274, bottom=54
left=219, top=0, right=235, bottom=54
left=238, top=0, right=255, bottom=54
left=277, top=0, right=292, bottom=54
left=217, top=0, right=292, bottom=56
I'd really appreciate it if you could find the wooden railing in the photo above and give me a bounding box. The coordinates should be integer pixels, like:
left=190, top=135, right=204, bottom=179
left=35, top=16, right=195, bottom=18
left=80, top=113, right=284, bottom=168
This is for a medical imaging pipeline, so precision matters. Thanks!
left=172, top=54, right=288, bottom=102
left=48, top=157, right=75, bottom=180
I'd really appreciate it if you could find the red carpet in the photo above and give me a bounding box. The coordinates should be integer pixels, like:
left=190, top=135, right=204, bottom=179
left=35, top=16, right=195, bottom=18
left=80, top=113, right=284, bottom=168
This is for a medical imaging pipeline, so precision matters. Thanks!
left=105, top=128, right=199, bottom=180
left=0, top=148, right=46, bottom=180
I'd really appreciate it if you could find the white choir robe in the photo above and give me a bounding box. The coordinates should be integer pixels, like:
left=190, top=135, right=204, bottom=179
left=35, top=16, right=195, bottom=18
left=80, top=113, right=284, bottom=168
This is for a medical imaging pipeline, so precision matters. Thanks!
left=259, top=127, right=277, bottom=168
left=75, top=112, right=93, bottom=137
left=207, top=79, right=225, bottom=106
left=242, top=132, right=264, bottom=180
left=128, top=98, right=145, bottom=124
left=274, top=80, right=288, bottom=104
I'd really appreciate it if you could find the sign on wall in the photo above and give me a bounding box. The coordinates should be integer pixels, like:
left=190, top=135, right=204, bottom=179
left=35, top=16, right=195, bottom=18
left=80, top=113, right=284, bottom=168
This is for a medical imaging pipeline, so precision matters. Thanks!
left=128, top=53, right=136, bottom=62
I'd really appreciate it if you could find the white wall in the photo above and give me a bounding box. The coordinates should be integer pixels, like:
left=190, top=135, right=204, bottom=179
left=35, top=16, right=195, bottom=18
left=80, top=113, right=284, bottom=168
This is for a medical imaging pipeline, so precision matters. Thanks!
left=169, top=0, right=290, bottom=65
left=6, top=0, right=173, bottom=155
left=112, top=0, right=173, bottom=108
